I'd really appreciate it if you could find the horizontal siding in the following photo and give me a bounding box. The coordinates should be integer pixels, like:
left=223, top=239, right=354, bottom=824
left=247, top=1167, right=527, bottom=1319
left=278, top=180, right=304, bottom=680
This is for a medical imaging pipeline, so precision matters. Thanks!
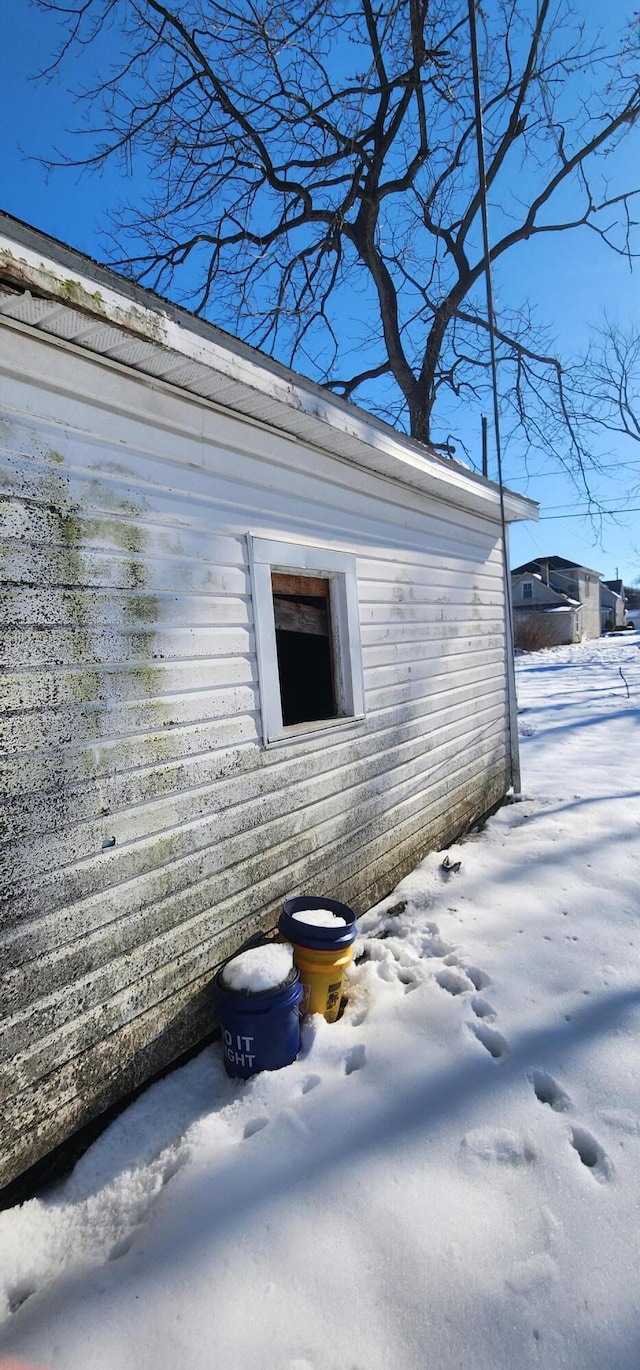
left=0, top=626, right=254, bottom=671
left=2, top=681, right=505, bottom=945
left=0, top=685, right=260, bottom=754
left=3, top=697, right=506, bottom=977
left=1, top=588, right=252, bottom=630
left=0, top=326, right=512, bottom=1186
left=2, top=736, right=508, bottom=1104
left=3, top=684, right=505, bottom=852
left=1, top=405, right=506, bottom=558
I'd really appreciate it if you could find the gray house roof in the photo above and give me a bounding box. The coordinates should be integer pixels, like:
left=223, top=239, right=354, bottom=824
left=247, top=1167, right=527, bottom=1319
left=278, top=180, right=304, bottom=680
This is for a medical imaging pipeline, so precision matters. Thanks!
left=511, top=555, right=600, bottom=577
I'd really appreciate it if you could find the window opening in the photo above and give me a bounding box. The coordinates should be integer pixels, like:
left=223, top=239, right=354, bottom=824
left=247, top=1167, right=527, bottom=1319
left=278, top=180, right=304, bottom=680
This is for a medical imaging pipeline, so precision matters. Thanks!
left=522, top=581, right=533, bottom=600
left=249, top=535, right=364, bottom=745
left=271, top=572, right=337, bottom=725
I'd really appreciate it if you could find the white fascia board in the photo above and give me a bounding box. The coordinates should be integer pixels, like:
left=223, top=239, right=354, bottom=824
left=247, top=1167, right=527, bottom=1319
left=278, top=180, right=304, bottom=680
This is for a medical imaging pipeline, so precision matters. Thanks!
left=0, top=223, right=538, bottom=525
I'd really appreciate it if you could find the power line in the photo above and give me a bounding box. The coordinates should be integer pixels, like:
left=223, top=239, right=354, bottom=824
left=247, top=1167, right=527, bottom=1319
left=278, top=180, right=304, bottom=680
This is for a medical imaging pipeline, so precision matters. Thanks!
left=506, top=459, right=640, bottom=483
left=540, top=490, right=640, bottom=512
left=540, top=506, right=640, bottom=519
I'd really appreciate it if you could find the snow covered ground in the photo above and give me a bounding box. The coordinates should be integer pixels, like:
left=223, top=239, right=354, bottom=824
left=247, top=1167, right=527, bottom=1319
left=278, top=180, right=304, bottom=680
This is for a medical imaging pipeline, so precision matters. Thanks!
left=1, top=632, right=640, bottom=1370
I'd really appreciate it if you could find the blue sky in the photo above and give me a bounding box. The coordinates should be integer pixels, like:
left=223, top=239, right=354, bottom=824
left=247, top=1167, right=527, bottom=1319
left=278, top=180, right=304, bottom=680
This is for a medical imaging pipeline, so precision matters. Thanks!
left=2, top=0, right=639, bottom=584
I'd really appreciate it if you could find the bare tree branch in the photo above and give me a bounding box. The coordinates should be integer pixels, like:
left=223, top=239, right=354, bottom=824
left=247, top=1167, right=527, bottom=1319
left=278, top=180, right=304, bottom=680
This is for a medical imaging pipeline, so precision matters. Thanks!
left=31, top=0, right=640, bottom=475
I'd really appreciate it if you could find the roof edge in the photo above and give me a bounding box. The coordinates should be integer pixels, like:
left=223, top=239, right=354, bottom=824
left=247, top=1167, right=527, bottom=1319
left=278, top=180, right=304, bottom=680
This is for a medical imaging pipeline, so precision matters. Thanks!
left=0, top=212, right=538, bottom=524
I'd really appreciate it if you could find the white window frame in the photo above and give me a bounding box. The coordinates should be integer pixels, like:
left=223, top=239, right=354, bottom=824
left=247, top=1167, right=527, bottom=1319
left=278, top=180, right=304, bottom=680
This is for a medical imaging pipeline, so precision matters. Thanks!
left=249, top=535, right=365, bottom=746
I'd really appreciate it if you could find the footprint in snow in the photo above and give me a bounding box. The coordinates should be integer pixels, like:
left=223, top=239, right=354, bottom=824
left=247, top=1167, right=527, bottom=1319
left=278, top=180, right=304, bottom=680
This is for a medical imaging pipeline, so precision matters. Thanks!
left=435, top=966, right=472, bottom=997
left=375, top=957, right=398, bottom=985
left=528, top=1071, right=611, bottom=1181
left=529, top=1069, right=572, bottom=1113
left=569, top=1126, right=612, bottom=1183
left=371, top=945, right=422, bottom=994
left=461, top=1128, right=536, bottom=1166
left=7, top=1280, right=37, bottom=1315
left=397, top=967, right=421, bottom=993
left=344, top=1044, right=366, bottom=1075
left=470, top=1022, right=509, bottom=1061
left=419, top=921, right=457, bottom=958
left=465, top=965, right=491, bottom=991
left=423, top=933, right=456, bottom=958
left=470, top=994, right=496, bottom=1021
left=301, top=1073, right=321, bottom=1095
left=243, top=1116, right=270, bottom=1140
left=108, top=1233, right=134, bottom=1262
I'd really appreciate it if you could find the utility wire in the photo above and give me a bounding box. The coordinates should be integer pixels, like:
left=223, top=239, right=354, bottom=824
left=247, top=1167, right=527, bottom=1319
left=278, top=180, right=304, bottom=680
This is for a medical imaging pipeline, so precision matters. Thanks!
left=507, top=459, right=640, bottom=484
left=540, top=506, right=640, bottom=519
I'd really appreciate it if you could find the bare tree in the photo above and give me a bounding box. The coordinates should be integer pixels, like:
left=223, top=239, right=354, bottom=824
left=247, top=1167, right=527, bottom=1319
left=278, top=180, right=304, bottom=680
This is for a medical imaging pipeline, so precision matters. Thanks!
left=582, top=321, right=640, bottom=447
left=36, top=0, right=640, bottom=473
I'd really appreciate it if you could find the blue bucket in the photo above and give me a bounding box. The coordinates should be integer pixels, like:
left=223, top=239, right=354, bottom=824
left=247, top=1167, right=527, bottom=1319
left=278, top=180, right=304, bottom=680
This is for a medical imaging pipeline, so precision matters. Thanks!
left=213, top=956, right=303, bottom=1080
left=279, top=894, right=358, bottom=950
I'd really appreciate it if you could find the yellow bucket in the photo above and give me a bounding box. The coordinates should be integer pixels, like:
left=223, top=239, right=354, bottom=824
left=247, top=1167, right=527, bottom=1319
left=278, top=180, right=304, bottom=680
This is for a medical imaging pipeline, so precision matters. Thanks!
left=278, top=895, right=358, bottom=1022
left=292, top=942, right=354, bottom=1022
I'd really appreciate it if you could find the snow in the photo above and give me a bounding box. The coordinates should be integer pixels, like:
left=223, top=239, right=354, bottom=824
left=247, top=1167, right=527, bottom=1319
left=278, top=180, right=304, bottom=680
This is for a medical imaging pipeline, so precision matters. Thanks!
left=1, top=632, right=640, bottom=1370
left=219, top=943, right=293, bottom=993
left=291, top=909, right=348, bottom=927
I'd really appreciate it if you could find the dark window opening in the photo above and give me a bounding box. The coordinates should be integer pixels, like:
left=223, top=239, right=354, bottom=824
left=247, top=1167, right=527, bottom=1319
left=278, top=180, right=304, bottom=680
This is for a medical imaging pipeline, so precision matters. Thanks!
left=271, top=572, right=337, bottom=726
left=522, top=582, right=533, bottom=600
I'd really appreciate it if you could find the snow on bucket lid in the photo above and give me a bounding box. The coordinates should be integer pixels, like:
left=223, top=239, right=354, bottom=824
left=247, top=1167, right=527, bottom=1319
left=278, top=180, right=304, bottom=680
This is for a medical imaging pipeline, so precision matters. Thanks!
left=291, top=908, right=348, bottom=928
left=220, top=942, right=294, bottom=994
left=279, top=894, right=357, bottom=949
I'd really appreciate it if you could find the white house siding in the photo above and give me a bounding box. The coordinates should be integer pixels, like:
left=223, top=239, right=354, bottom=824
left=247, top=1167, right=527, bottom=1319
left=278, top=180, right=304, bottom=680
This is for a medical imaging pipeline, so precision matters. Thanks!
left=572, top=572, right=601, bottom=641
left=600, top=586, right=625, bottom=631
left=1, top=322, right=511, bottom=1188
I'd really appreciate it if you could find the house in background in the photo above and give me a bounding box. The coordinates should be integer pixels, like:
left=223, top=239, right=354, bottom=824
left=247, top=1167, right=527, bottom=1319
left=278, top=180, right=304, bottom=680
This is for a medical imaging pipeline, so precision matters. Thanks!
left=0, top=213, right=537, bottom=1191
left=510, top=571, right=581, bottom=647
left=600, top=579, right=627, bottom=632
left=511, top=556, right=601, bottom=645
left=623, top=585, right=640, bottom=620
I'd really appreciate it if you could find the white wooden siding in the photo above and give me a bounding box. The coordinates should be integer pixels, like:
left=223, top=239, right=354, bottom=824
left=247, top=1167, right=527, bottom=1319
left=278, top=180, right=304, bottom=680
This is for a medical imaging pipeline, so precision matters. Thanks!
left=1, top=322, right=511, bottom=1187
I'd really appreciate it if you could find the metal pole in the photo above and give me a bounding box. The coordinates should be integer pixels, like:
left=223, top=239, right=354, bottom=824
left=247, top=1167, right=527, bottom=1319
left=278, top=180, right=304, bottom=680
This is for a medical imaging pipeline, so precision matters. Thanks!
left=467, top=0, right=520, bottom=794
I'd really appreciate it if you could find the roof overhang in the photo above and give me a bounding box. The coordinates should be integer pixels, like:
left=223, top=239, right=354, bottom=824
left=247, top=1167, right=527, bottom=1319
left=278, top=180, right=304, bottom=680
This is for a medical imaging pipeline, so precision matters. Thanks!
left=0, top=213, right=538, bottom=526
